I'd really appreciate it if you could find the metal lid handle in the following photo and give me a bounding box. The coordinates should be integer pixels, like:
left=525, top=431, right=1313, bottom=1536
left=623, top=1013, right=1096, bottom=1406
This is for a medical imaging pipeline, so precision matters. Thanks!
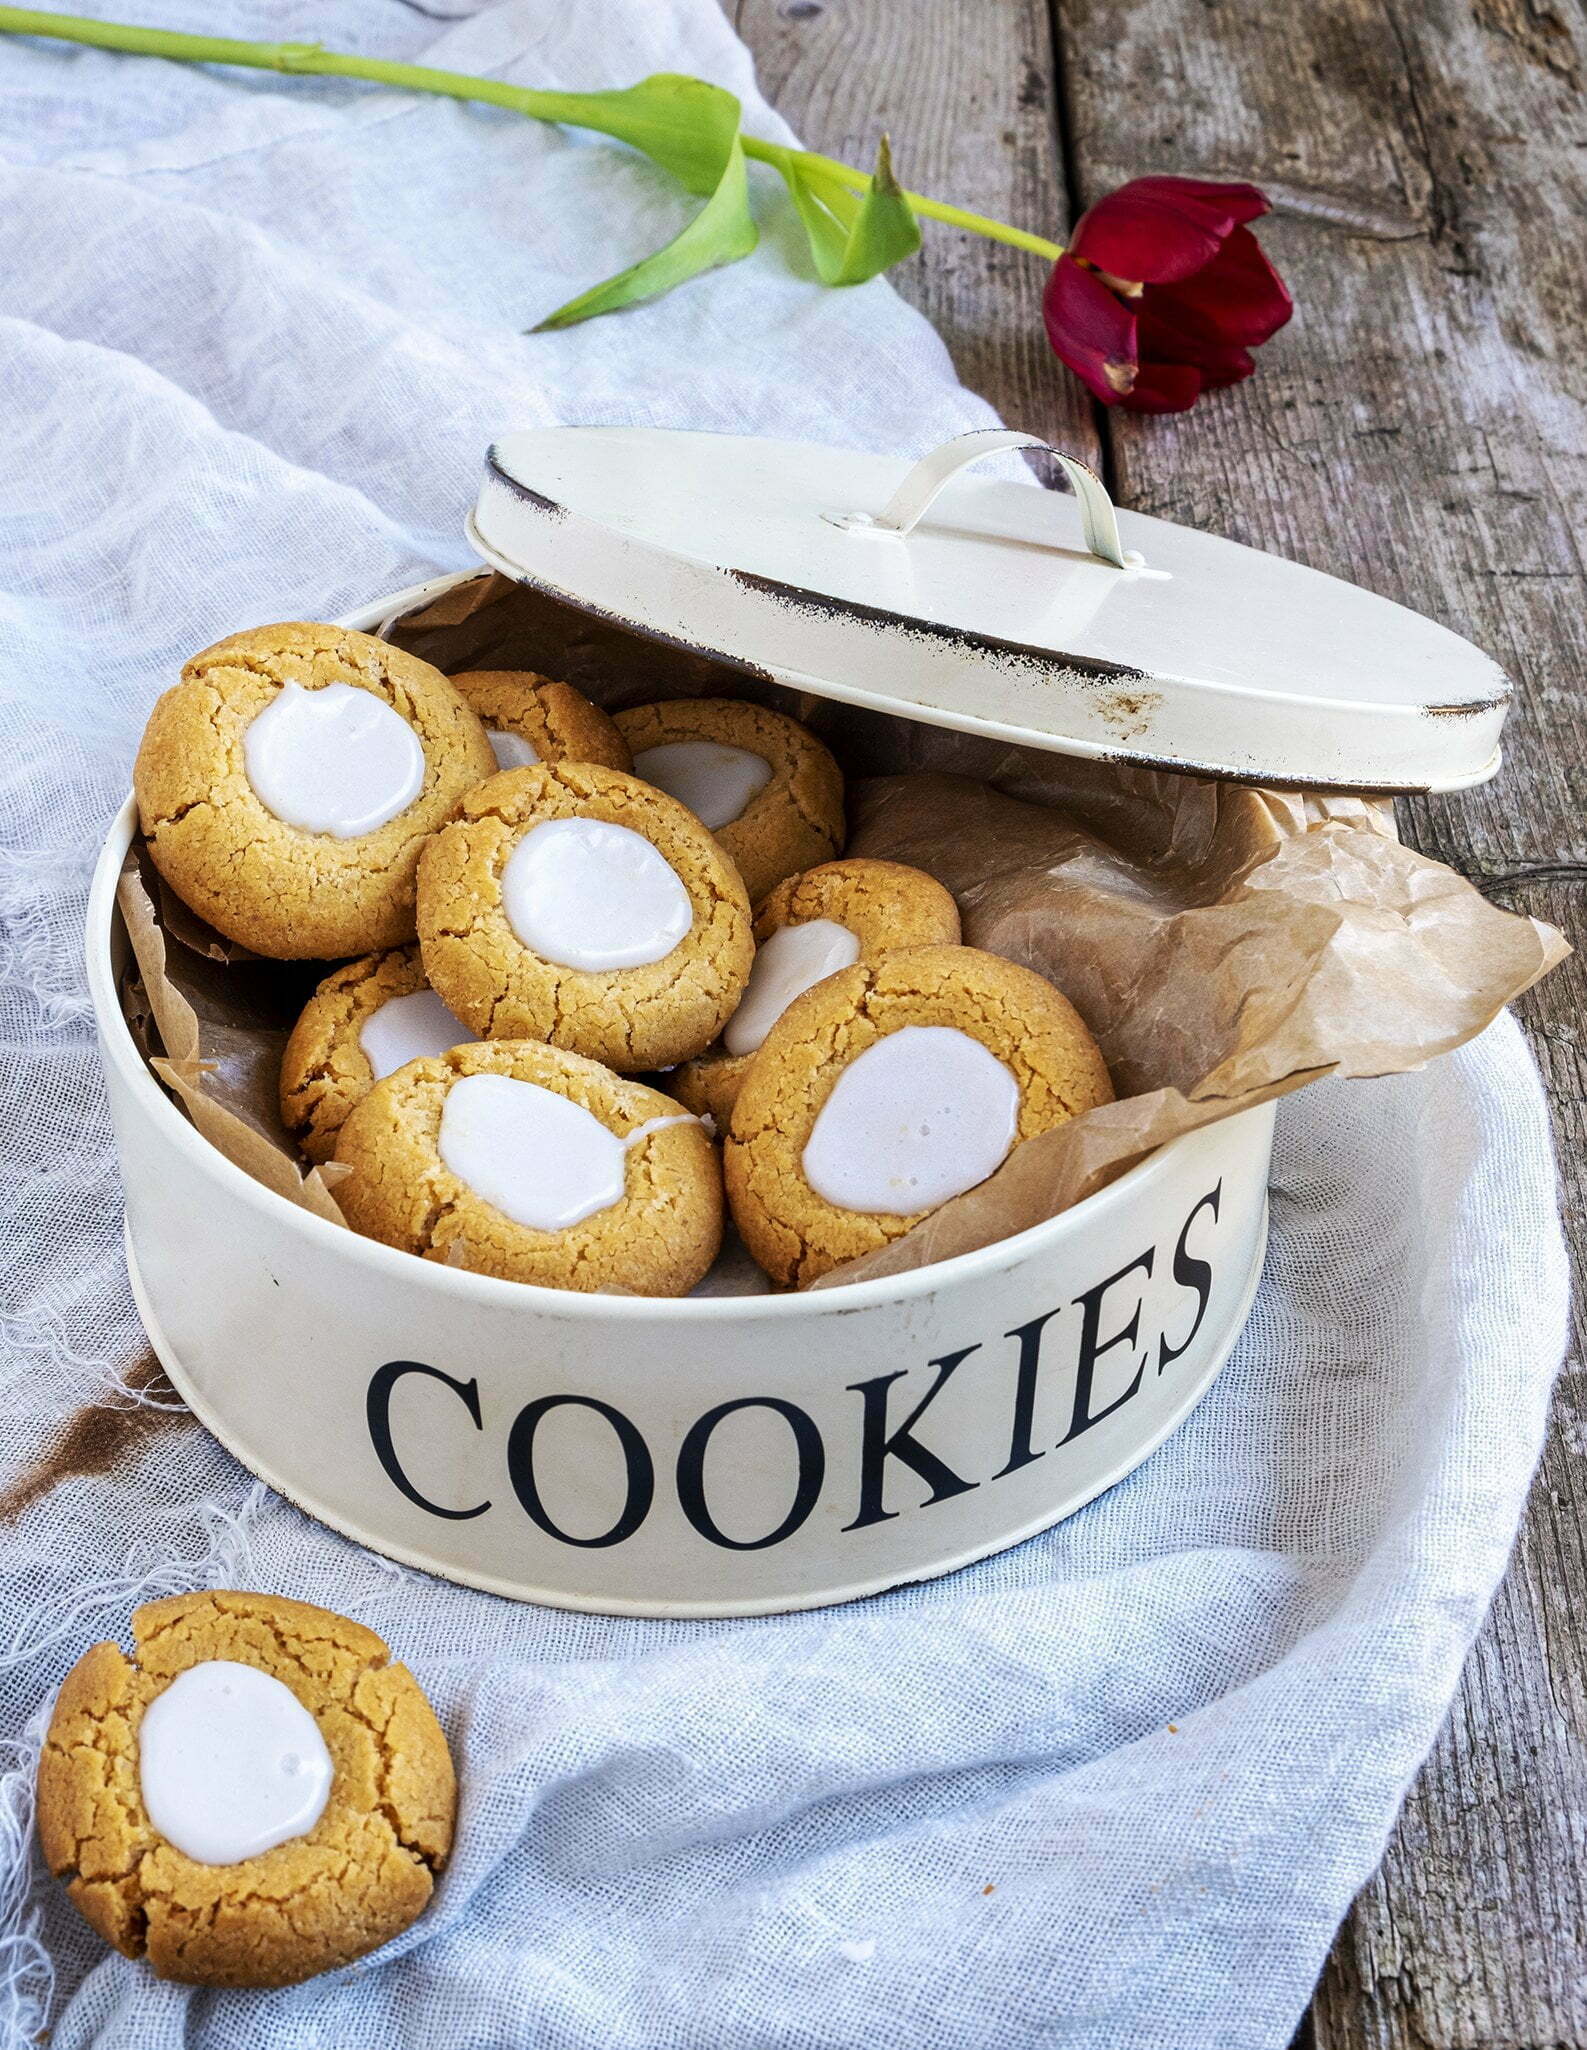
left=855, top=428, right=1131, bottom=570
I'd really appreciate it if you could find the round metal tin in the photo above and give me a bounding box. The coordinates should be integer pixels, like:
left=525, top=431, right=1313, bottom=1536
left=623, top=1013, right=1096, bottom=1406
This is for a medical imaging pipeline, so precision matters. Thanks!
left=85, top=575, right=1275, bottom=1618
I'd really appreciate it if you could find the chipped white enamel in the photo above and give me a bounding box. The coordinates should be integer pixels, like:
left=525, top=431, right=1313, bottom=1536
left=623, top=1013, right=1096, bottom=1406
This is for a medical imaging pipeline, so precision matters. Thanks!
left=802, top=1025, right=1020, bottom=1215
left=137, top=1660, right=333, bottom=1866
left=243, top=680, right=425, bottom=837
left=501, top=818, right=692, bottom=971
left=632, top=741, right=772, bottom=830
left=487, top=727, right=540, bottom=771
left=359, top=987, right=470, bottom=1079
left=723, top=919, right=861, bottom=1056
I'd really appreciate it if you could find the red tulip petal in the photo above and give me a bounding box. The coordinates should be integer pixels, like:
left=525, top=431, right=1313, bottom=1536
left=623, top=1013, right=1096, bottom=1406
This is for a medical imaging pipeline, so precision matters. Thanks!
left=1072, top=193, right=1223, bottom=285
left=1164, top=225, right=1292, bottom=346
left=1117, top=362, right=1206, bottom=413
left=1042, top=254, right=1139, bottom=404
left=1116, top=176, right=1270, bottom=227
left=1071, top=176, right=1272, bottom=286
left=1136, top=299, right=1255, bottom=385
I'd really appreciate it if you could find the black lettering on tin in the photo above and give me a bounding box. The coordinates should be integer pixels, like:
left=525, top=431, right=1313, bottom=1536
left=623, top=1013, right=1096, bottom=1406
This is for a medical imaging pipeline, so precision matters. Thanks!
left=1159, top=1182, right=1222, bottom=1371
left=507, top=1395, right=654, bottom=1549
left=993, top=1307, right=1063, bottom=1479
left=366, top=1360, right=490, bottom=1521
left=676, top=1398, right=826, bottom=1551
left=843, top=1347, right=981, bottom=1531
left=1061, top=1250, right=1155, bottom=1444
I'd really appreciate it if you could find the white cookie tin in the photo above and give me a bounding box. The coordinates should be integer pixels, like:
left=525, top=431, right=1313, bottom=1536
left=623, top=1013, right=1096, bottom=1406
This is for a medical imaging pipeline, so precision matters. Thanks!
left=87, top=427, right=1508, bottom=1615
left=88, top=783, right=1271, bottom=1615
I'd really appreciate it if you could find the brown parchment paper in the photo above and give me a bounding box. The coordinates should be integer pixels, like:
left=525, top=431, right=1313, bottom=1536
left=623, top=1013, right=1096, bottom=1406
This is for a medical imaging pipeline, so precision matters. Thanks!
left=114, top=570, right=1567, bottom=1290
left=117, top=846, right=349, bottom=1225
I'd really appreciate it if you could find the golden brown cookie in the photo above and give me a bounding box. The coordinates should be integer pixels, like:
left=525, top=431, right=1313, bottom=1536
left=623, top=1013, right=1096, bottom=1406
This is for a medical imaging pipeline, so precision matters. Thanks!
left=671, top=858, right=963, bottom=1125
left=615, top=698, right=846, bottom=903
left=449, top=669, right=631, bottom=774
left=135, top=623, right=496, bottom=959
left=36, top=1590, right=455, bottom=1989
left=725, top=946, right=1114, bottom=1286
left=416, top=762, right=753, bottom=1073
left=280, top=945, right=474, bottom=1164
left=333, top=1038, right=721, bottom=1294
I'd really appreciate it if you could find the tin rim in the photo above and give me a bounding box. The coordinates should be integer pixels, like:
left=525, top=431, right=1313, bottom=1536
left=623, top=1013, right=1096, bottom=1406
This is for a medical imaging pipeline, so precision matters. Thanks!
left=88, top=794, right=1232, bottom=1322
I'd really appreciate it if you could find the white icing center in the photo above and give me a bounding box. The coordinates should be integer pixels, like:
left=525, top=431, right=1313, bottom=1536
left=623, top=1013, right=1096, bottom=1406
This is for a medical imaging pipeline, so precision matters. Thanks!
left=243, top=680, right=425, bottom=838
left=438, top=1074, right=696, bottom=1231
left=487, top=727, right=540, bottom=771
left=802, top=1025, right=1021, bottom=1215
left=502, top=818, right=693, bottom=971
left=632, top=741, right=772, bottom=830
left=359, top=987, right=470, bottom=1079
left=723, top=919, right=861, bottom=1056
left=138, top=1660, right=333, bottom=1866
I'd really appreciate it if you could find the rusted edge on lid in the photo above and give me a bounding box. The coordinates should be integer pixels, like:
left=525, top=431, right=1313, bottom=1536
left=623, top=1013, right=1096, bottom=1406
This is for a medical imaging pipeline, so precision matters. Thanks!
left=485, top=446, right=568, bottom=521
left=723, top=566, right=1150, bottom=687
left=460, top=542, right=780, bottom=689
left=1423, top=695, right=1511, bottom=717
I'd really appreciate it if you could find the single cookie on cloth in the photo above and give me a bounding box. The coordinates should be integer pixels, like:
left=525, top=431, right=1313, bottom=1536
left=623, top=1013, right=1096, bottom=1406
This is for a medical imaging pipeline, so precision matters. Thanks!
left=449, top=669, right=631, bottom=774
left=334, top=1038, right=721, bottom=1294
left=417, top=761, right=752, bottom=1073
left=36, top=1590, right=455, bottom=1989
left=279, top=944, right=473, bottom=1164
left=135, top=623, right=496, bottom=959
left=671, top=858, right=963, bottom=1125
left=615, top=698, right=846, bottom=903
left=726, top=946, right=1114, bottom=1287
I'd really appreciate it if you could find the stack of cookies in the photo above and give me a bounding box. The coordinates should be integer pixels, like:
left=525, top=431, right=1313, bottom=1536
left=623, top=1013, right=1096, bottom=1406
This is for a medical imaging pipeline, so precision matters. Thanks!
left=135, top=623, right=1113, bottom=1294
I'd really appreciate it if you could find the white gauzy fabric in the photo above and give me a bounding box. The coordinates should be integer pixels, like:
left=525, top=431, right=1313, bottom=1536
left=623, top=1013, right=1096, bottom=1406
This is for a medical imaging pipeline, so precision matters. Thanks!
left=0, top=3, right=1568, bottom=2045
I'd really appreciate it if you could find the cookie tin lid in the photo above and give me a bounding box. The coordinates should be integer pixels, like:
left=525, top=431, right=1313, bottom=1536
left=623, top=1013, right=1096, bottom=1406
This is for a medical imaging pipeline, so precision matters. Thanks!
left=468, top=425, right=1510, bottom=792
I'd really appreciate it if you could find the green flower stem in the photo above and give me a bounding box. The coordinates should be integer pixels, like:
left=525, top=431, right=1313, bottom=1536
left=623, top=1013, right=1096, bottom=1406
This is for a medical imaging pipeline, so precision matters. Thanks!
left=0, top=5, right=1067, bottom=263
left=0, top=8, right=650, bottom=124
left=764, top=146, right=1064, bottom=261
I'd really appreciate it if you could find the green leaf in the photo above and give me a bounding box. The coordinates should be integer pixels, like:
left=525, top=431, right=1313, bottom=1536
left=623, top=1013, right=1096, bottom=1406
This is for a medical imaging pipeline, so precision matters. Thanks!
left=535, top=73, right=744, bottom=196
left=533, top=130, right=757, bottom=329
left=781, top=134, right=921, bottom=286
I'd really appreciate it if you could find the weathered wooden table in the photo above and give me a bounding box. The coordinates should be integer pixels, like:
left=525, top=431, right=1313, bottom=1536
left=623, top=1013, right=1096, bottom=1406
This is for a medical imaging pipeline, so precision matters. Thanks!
left=730, top=2, right=1587, bottom=2043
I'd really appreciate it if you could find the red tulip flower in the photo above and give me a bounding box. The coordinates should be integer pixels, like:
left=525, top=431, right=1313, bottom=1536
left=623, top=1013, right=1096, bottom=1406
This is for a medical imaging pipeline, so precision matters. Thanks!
left=1042, top=177, right=1292, bottom=413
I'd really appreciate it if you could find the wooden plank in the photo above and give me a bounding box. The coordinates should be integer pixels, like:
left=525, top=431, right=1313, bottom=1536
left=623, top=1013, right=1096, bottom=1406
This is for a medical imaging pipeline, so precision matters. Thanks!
left=733, top=1, right=1587, bottom=2042
left=730, top=0, right=1098, bottom=464
left=1048, top=1, right=1587, bottom=2042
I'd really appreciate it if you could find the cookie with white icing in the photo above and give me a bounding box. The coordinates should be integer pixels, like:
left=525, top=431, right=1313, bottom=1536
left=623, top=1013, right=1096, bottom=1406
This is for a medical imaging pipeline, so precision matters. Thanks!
left=279, top=945, right=473, bottom=1164
left=334, top=1038, right=721, bottom=1294
left=449, top=669, right=631, bottom=775
left=725, top=946, right=1114, bottom=1287
left=671, top=858, right=962, bottom=1125
left=36, top=1590, right=455, bottom=1988
left=615, top=698, right=845, bottom=903
left=135, top=623, right=495, bottom=959
left=416, top=761, right=752, bottom=1073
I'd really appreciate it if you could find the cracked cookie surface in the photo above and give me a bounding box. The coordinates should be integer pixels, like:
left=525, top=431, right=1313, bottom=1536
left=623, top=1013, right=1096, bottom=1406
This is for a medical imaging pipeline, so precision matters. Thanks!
left=616, top=698, right=846, bottom=904
left=333, top=1038, right=722, bottom=1293
left=36, top=1590, right=455, bottom=1989
left=134, top=623, right=496, bottom=959
left=449, top=669, right=631, bottom=772
left=280, top=945, right=470, bottom=1164
left=725, top=945, right=1114, bottom=1287
left=672, top=858, right=963, bottom=1125
left=416, top=761, right=752, bottom=1073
